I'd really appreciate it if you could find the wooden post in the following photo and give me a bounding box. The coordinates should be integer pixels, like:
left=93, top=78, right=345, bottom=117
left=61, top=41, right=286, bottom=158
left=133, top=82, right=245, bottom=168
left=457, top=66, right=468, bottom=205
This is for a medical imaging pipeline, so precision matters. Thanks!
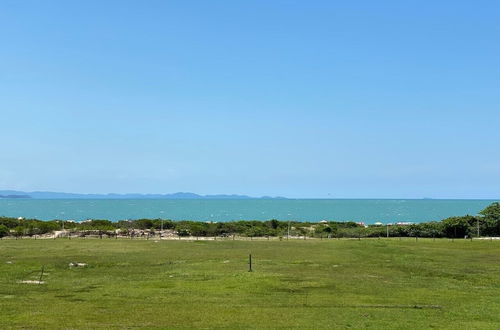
left=248, top=254, right=252, bottom=272
left=39, top=265, right=45, bottom=284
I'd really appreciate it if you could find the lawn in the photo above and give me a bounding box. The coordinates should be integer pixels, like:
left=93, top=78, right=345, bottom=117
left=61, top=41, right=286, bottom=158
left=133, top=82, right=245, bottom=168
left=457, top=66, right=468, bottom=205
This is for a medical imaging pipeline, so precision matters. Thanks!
left=1, top=238, right=499, bottom=329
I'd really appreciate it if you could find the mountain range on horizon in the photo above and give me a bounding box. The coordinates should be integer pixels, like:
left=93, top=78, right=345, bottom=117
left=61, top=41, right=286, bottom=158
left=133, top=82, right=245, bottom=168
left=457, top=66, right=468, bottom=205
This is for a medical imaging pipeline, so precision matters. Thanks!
left=0, top=190, right=286, bottom=200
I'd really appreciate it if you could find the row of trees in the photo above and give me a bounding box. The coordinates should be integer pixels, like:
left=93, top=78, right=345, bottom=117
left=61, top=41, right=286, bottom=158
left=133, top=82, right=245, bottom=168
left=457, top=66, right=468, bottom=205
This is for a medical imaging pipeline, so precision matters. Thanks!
left=1, top=202, right=499, bottom=239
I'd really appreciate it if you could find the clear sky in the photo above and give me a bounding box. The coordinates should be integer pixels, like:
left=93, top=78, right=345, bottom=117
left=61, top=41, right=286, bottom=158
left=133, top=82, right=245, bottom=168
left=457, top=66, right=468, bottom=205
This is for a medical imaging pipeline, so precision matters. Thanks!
left=1, top=1, right=499, bottom=198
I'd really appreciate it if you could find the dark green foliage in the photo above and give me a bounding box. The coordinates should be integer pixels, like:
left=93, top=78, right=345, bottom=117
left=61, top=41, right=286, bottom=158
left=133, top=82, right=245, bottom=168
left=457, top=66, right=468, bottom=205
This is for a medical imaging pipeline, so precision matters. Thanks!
left=0, top=224, right=9, bottom=238
left=478, top=202, right=500, bottom=236
left=134, top=219, right=155, bottom=229
left=37, top=221, right=60, bottom=234
left=0, top=217, right=19, bottom=228
left=479, top=202, right=500, bottom=220
left=13, top=226, right=24, bottom=237
left=176, top=228, right=191, bottom=236
left=442, top=216, right=476, bottom=238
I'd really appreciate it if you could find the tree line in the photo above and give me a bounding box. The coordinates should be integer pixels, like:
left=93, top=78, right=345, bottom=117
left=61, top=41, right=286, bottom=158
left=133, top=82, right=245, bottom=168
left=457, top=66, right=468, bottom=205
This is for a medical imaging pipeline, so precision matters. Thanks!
left=1, top=202, right=499, bottom=239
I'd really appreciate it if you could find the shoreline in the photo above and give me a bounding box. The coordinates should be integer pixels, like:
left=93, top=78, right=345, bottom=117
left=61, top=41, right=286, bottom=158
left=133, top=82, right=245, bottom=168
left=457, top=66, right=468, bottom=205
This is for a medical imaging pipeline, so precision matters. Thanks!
left=1, top=201, right=499, bottom=240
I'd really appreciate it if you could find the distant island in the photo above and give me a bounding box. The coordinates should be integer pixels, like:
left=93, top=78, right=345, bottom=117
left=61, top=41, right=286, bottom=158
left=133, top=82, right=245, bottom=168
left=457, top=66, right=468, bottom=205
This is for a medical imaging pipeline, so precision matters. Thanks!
left=0, top=194, right=32, bottom=199
left=0, top=190, right=286, bottom=200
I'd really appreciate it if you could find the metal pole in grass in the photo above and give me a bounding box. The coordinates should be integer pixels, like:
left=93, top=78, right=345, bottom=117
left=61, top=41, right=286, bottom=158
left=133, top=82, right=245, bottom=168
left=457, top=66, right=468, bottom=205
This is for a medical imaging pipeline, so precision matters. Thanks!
left=160, top=219, right=163, bottom=240
left=248, top=254, right=252, bottom=272
left=159, top=210, right=165, bottom=240
left=386, top=224, right=389, bottom=238
left=287, top=220, right=291, bottom=240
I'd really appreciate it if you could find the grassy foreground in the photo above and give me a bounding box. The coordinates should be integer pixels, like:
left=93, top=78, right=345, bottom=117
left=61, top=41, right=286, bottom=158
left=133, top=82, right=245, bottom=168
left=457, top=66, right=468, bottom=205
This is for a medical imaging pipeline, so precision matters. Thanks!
left=0, top=238, right=499, bottom=329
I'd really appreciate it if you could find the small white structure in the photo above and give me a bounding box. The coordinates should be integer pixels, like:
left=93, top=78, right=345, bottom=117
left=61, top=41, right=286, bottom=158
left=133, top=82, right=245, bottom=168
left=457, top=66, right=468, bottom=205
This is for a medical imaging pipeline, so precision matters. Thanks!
left=69, top=262, right=88, bottom=268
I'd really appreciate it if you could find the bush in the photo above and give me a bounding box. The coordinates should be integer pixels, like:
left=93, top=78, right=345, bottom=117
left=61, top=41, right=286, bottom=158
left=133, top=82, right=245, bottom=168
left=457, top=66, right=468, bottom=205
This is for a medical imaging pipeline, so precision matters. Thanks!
left=442, top=216, right=476, bottom=238
left=0, top=224, right=9, bottom=238
left=0, top=217, right=19, bottom=229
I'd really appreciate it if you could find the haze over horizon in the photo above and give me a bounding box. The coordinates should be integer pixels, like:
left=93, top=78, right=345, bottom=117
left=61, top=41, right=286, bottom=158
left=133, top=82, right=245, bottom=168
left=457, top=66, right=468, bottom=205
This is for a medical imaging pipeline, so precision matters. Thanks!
left=1, top=1, right=499, bottom=199
left=0, top=189, right=498, bottom=200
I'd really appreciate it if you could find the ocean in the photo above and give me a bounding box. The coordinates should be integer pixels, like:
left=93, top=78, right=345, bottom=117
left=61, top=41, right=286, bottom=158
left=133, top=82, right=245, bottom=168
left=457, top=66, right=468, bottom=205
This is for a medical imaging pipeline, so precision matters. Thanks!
left=0, top=199, right=496, bottom=224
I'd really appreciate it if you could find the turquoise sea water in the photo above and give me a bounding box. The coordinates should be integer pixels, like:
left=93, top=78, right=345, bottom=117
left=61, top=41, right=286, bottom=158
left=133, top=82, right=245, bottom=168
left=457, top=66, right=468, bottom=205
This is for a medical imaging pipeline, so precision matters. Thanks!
left=0, top=199, right=496, bottom=223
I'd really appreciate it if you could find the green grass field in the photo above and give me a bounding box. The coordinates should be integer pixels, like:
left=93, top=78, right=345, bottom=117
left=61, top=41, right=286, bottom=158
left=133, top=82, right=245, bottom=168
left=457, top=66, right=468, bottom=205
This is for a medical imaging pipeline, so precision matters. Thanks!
left=1, top=238, right=499, bottom=329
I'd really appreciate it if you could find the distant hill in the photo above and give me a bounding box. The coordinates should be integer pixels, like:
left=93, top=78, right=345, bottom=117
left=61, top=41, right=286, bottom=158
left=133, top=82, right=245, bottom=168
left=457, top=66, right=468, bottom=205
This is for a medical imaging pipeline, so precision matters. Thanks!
left=0, top=194, right=31, bottom=199
left=0, top=190, right=286, bottom=200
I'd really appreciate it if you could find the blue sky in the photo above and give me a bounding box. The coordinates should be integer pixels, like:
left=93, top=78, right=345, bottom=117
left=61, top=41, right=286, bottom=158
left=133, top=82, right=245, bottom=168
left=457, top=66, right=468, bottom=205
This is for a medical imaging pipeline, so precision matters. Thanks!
left=1, top=0, right=499, bottom=198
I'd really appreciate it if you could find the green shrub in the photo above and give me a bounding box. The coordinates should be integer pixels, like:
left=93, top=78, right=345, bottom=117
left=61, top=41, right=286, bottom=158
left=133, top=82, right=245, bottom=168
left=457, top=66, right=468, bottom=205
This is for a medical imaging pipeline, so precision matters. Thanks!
left=0, top=224, right=9, bottom=238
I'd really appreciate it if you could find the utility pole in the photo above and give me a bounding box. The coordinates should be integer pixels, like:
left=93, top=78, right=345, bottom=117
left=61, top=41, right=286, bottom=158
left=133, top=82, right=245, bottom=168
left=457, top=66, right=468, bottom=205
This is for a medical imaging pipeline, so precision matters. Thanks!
left=287, top=221, right=291, bottom=240
left=160, top=211, right=164, bottom=240
left=477, top=218, right=480, bottom=237
left=386, top=224, right=389, bottom=238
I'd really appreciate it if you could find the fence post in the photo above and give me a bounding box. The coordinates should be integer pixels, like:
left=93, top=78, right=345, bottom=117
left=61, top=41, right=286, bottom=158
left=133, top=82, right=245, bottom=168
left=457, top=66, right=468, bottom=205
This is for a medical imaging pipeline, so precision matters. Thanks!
left=39, top=265, right=45, bottom=284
